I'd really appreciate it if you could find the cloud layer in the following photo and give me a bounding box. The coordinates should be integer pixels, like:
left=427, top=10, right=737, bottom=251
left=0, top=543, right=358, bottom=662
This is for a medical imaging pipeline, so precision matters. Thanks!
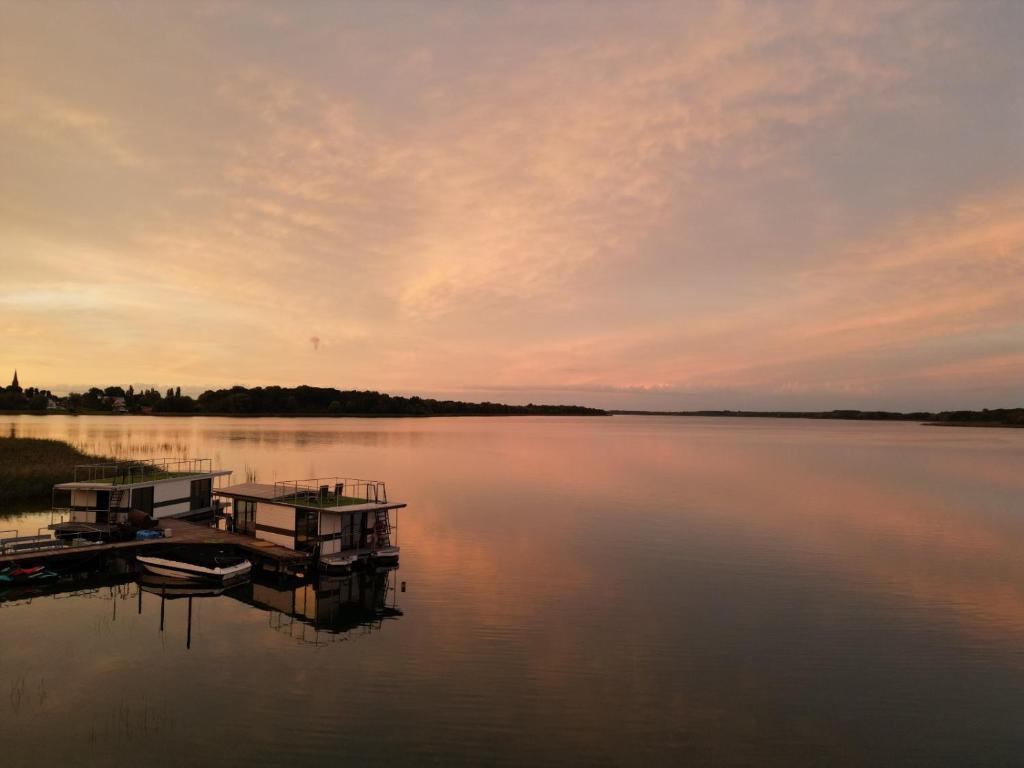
left=1, top=1, right=1022, bottom=408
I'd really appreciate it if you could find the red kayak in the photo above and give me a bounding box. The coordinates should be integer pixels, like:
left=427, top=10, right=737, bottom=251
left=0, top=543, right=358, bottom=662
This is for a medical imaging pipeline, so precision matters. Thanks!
left=0, top=565, right=57, bottom=584
left=8, top=565, right=44, bottom=578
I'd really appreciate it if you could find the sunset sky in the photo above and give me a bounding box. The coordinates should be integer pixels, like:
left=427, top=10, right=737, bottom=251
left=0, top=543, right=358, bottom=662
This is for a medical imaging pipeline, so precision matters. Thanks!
left=1, top=1, right=1022, bottom=410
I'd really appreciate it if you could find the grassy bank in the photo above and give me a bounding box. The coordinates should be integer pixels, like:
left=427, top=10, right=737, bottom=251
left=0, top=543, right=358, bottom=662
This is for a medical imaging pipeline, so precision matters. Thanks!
left=0, top=437, right=111, bottom=503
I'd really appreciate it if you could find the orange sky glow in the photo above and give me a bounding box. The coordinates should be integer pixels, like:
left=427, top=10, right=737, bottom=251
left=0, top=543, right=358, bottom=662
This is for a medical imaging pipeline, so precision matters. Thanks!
left=1, top=1, right=1021, bottom=409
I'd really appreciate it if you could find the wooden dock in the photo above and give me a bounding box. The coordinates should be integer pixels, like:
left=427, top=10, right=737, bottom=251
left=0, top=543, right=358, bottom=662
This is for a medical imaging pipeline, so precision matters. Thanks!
left=0, top=518, right=311, bottom=577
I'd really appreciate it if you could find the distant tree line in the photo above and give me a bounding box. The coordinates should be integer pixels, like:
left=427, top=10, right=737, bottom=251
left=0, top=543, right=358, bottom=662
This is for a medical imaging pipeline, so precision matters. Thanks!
left=4, top=374, right=1019, bottom=423
left=925, top=408, right=1024, bottom=426
left=1, top=381, right=606, bottom=417
left=193, top=386, right=606, bottom=416
left=0, top=369, right=58, bottom=411
left=0, top=385, right=55, bottom=412
left=610, top=408, right=1024, bottom=425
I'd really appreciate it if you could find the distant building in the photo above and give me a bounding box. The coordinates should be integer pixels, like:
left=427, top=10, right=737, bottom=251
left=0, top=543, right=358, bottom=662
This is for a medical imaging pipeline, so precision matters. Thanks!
left=46, top=398, right=60, bottom=410
left=101, top=394, right=128, bottom=413
left=9, top=370, right=21, bottom=393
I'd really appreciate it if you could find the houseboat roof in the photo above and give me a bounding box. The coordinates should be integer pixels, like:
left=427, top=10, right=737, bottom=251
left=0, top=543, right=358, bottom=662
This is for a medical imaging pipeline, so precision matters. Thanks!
left=215, top=481, right=406, bottom=514
left=54, top=458, right=230, bottom=490
left=214, top=482, right=287, bottom=500
left=54, top=470, right=231, bottom=491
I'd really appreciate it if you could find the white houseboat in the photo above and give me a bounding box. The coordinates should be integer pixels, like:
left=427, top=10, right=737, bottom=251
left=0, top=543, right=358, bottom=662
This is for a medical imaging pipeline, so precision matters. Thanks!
left=214, top=477, right=405, bottom=572
left=50, top=458, right=231, bottom=540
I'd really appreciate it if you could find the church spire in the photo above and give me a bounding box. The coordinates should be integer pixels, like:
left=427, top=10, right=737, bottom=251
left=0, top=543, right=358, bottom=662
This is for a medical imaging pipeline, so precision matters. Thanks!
left=11, top=370, right=20, bottom=392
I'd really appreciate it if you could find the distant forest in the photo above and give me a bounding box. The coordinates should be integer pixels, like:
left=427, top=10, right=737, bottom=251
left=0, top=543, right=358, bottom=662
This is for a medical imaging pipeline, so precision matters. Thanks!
left=3, top=376, right=1019, bottom=424
left=1, top=382, right=606, bottom=417
left=192, top=386, right=607, bottom=416
left=611, top=408, right=1024, bottom=426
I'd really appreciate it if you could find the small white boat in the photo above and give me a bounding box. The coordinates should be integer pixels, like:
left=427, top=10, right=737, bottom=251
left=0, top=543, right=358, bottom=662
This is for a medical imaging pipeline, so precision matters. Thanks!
left=319, top=552, right=359, bottom=575
left=370, top=546, right=400, bottom=563
left=137, top=546, right=251, bottom=583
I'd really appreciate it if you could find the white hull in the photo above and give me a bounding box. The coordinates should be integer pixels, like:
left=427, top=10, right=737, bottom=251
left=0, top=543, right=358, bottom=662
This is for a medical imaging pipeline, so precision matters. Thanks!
left=320, top=553, right=358, bottom=572
left=137, top=555, right=251, bottom=582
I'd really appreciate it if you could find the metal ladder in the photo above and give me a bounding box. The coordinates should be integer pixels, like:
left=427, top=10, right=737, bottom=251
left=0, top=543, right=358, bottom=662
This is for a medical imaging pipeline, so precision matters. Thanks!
left=109, top=488, right=128, bottom=524
left=374, top=509, right=391, bottom=547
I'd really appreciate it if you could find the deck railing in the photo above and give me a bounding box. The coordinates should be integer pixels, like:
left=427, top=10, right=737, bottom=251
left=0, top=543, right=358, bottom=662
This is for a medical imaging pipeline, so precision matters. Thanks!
left=72, top=458, right=214, bottom=484
left=0, top=528, right=64, bottom=556
left=272, top=477, right=388, bottom=508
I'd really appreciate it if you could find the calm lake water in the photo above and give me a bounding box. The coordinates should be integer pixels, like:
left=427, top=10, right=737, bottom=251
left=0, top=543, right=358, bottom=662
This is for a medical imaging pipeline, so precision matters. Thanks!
left=2, top=414, right=1024, bottom=766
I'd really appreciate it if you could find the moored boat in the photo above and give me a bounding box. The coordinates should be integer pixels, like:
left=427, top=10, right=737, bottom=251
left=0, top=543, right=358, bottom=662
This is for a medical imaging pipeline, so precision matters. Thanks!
left=215, top=475, right=406, bottom=571
left=49, top=457, right=231, bottom=545
left=319, top=552, right=358, bottom=575
left=370, top=546, right=400, bottom=564
left=136, top=546, right=251, bottom=583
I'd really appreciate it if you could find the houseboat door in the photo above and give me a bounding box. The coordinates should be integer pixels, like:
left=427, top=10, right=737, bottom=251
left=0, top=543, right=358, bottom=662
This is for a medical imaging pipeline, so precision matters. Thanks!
left=132, top=486, right=154, bottom=516
left=236, top=500, right=256, bottom=535
left=344, top=512, right=357, bottom=550
left=95, top=490, right=110, bottom=523
left=294, top=508, right=317, bottom=552
left=360, top=511, right=371, bottom=548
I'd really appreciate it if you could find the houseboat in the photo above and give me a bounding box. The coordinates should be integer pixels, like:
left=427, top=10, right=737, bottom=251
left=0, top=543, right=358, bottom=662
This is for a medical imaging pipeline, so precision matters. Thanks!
left=214, top=477, right=405, bottom=573
left=50, top=458, right=231, bottom=541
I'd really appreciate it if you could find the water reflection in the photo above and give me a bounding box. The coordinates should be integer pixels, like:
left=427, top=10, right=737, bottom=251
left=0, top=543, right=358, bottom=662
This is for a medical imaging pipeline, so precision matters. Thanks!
left=4, top=415, right=1024, bottom=765
left=239, top=570, right=402, bottom=645
left=1, top=563, right=403, bottom=652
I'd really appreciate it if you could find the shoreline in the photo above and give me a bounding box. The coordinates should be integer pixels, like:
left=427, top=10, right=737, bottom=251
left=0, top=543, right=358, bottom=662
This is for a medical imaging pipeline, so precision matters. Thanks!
left=610, top=409, right=1023, bottom=428
left=924, top=421, right=1024, bottom=429
left=0, top=410, right=609, bottom=419
left=3, top=411, right=1023, bottom=428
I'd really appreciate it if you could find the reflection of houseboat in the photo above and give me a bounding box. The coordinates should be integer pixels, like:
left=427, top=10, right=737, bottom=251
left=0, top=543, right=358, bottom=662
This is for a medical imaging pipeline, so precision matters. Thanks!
left=232, top=567, right=402, bottom=639
left=214, top=478, right=405, bottom=572
left=50, top=459, right=231, bottom=541
left=136, top=567, right=399, bottom=648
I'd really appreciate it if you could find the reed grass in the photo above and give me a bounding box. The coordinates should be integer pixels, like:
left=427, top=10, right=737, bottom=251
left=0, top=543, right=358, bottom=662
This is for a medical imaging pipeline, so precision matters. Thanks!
left=0, top=436, right=112, bottom=503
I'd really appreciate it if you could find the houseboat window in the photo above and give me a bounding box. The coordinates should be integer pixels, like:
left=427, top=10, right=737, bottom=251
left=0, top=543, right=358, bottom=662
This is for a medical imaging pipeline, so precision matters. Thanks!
left=131, top=486, right=154, bottom=516
left=190, top=477, right=212, bottom=510
left=294, top=508, right=318, bottom=551
left=236, top=500, right=256, bottom=535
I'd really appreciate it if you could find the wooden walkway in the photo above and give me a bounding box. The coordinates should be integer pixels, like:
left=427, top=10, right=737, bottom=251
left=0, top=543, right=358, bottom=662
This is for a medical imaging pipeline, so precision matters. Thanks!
left=0, top=518, right=311, bottom=575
